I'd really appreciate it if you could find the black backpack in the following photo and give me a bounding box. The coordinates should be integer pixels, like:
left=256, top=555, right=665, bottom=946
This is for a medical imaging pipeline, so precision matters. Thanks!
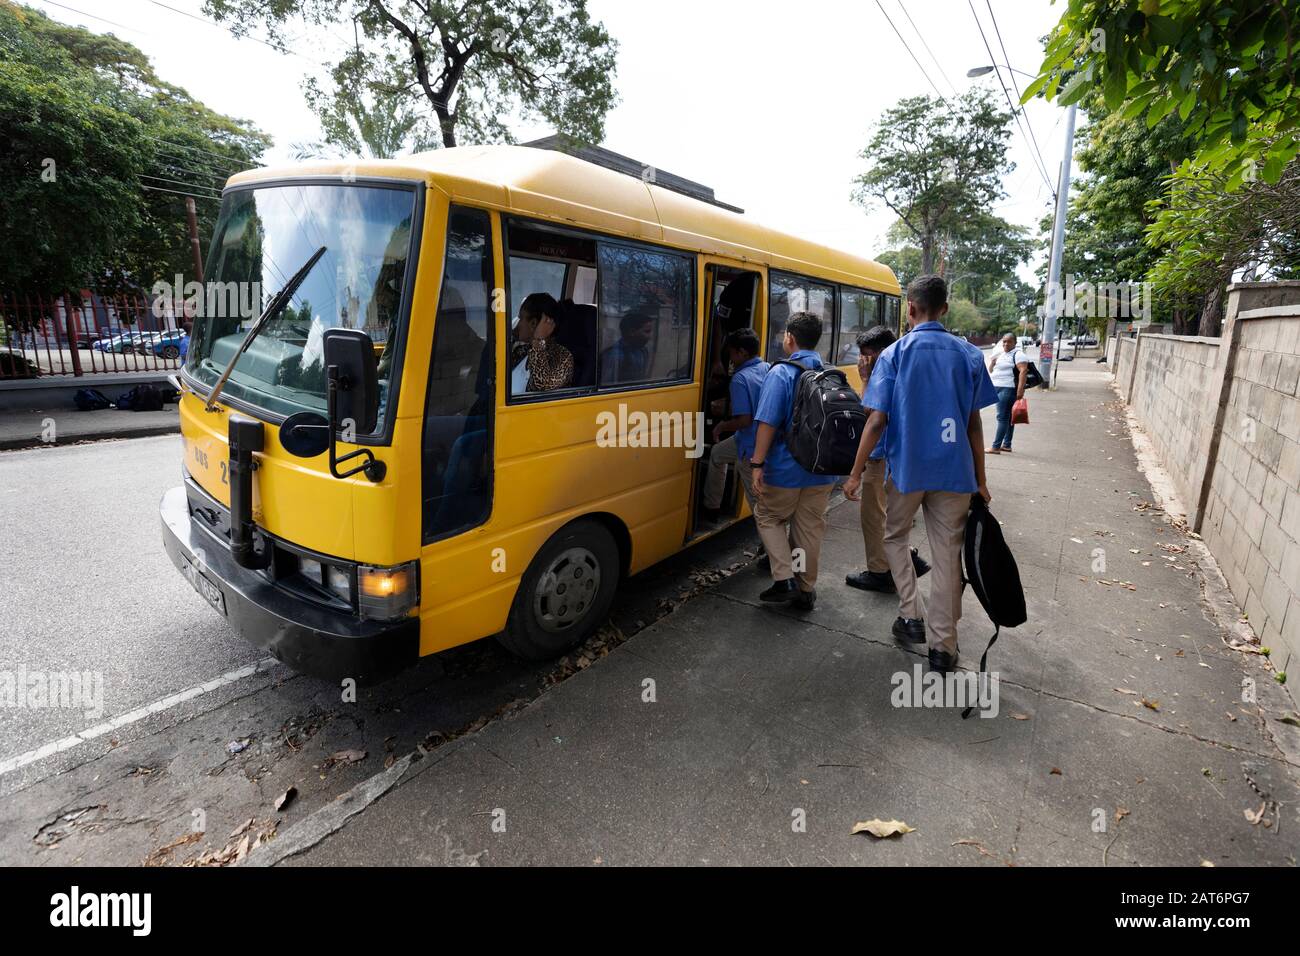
left=73, top=388, right=112, bottom=411
left=961, top=495, right=1027, bottom=718
left=775, top=360, right=867, bottom=475
left=116, top=384, right=164, bottom=412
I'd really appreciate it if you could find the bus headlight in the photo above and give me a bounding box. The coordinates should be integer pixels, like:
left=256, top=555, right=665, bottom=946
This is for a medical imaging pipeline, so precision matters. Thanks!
left=326, top=565, right=352, bottom=602
left=357, top=562, right=419, bottom=620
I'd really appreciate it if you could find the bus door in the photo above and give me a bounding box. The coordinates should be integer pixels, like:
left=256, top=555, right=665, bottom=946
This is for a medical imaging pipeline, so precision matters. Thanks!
left=689, top=263, right=764, bottom=539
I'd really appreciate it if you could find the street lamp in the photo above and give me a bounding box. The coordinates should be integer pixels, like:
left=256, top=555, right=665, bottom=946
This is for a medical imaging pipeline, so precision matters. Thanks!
left=969, top=61, right=1076, bottom=390
left=966, top=64, right=1039, bottom=80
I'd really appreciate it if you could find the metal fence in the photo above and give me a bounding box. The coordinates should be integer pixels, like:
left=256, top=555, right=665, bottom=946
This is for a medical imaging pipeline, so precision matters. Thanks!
left=0, top=291, right=188, bottom=379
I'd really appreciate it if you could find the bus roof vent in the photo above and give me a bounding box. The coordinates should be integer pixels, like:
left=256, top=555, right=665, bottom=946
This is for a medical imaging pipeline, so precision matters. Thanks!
left=522, top=135, right=744, bottom=215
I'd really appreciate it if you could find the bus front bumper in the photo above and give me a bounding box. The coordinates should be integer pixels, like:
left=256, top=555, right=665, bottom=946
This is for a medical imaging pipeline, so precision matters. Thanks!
left=159, top=485, right=419, bottom=684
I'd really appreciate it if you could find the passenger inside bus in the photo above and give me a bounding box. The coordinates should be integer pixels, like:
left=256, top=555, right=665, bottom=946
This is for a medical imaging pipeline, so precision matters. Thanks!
left=510, top=292, right=574, bottom=393
left=599, top=311, right=654, bottom=384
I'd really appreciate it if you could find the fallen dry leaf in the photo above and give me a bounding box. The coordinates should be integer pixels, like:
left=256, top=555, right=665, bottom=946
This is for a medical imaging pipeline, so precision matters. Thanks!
left=1114, top=807, right=1130, bottom=823
left=1010, top=713, right=1031, bottom=721
left=851, top=818, right=915, bottom=838
left=1140, top=698, right=1160, bottom=711
left=1050, top=767, right=1062, bottom=776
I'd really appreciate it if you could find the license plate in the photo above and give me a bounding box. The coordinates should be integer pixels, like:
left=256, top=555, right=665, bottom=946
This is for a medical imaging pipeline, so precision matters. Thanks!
left=181, top=554, right=227, bottom=616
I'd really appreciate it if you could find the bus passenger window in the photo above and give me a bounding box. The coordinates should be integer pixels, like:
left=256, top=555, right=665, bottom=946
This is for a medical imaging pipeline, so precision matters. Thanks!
left=423, top=206, right=494, bottom=542
left=768, top=273, right=836, bottom=364
left=884, top=294, right=901, bottom=334
left=596, top=244, right=694, bottom=388
left=836, top=288, right=882, bottom=365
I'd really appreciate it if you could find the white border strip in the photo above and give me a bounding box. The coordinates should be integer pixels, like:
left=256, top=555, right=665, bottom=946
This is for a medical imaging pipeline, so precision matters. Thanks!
left=0, top=657, right=278, bottom=777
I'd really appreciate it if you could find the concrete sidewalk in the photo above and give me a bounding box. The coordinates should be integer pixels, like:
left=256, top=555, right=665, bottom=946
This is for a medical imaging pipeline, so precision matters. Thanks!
left=262, top=363, right=1300, bottom=866
left=0, top=405, right=179, bottom=450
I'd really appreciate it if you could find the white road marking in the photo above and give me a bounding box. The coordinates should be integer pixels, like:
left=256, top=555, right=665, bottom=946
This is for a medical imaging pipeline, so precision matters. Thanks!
left=0, top=657, right=279, bottom=777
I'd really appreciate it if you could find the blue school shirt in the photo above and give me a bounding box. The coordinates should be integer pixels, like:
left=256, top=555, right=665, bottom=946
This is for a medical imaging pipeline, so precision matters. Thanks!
left=728, top=356, right=769, bottom=460
left=754, top=349, right=838, bottom=489
left=864, top=322, right=998, bottom=494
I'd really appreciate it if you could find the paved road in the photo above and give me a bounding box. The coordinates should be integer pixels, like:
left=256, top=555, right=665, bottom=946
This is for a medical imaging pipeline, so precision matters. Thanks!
left=0, top=436, right=264, bottom=758
left=0, top=434, right=760, bottom=863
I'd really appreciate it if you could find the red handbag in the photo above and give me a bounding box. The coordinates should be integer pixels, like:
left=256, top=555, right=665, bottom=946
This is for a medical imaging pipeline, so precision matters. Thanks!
left=1011, top=397, right=1029, bottom=425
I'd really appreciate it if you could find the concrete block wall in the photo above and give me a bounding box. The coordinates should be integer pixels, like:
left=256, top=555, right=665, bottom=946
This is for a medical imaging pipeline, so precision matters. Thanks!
left=1199, top=309, right=1300, bottom=674
left=1113, top=336, right=1135, bottom=398
left=1128, top=334, right=1221, bottom=518
left=1113, top=284, right=1300, bottom=675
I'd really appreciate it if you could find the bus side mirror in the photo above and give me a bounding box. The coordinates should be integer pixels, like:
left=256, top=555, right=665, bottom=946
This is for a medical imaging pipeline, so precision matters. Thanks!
left=323, top=328, right=379, bottom=436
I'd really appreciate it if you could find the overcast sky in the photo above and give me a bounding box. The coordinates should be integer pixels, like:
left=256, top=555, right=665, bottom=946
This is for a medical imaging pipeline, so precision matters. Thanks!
left=34, top=0, right=1069, bottom=281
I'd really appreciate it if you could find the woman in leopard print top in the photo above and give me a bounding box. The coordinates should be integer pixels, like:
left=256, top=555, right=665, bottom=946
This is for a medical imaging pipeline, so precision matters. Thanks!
left=511, top=292, right=574, bottom=392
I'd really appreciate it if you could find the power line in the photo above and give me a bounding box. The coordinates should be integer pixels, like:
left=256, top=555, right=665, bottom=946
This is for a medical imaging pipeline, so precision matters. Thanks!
left=897, top=0, right=960, bottom=98
left=985, top=0, right=1054, bottom=197
left=143, top=0, right=319, bottom=62
left=874, top=0, right=951, bottom=107
left=138, top=133, right=256, bottom=172
left=140, top=173, right=223, bottom=196
left=967, top=0, right=1056, bottom=197
left=141, top=183, right=221, bottom=201
left=34, top=0, right=147, bottom=34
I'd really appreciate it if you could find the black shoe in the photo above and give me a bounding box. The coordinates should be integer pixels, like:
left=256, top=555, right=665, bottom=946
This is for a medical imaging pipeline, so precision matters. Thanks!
left=928, top=647, right=959, bottom=673
left=759, top=579, right=797, bottom=603
left=910, top=547, right=931, bottom=578
left=792, top=588, right=816, bottom=610
left=845, top=570, right=896, bottom=593
left=891, top=617, right=927, bottom=644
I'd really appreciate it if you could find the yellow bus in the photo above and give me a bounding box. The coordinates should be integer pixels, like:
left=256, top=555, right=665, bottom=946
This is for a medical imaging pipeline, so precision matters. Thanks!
left=161, top=143, right=900, bottom=682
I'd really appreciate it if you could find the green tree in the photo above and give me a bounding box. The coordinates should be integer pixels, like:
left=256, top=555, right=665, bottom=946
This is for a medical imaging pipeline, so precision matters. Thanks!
left=0, top=2, right=269, bottom=293
left=1026, top=0, right=1299, bottom=187
left=853, top=90, right=1015, bottom=273
left=298, top=62, right=438, bottom=159
left=205, top=0, right=618, bottom=150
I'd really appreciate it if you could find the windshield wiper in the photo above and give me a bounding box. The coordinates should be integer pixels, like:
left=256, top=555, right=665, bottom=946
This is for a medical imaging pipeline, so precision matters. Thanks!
left=204, top=246, right=327, bottom=412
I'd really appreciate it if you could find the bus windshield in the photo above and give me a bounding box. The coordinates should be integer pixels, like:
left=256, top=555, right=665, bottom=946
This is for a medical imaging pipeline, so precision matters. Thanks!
left=186, top=182, right=417, bottom=426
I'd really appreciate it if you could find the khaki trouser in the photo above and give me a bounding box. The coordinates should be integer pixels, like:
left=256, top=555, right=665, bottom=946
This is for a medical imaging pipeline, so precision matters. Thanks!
left=859, top=458, right=888, bottom=573
left=756, top=483, right=834, bottom=591
left=703, top=435, right=756, bottom=510
left=884, top=479, right=970, bottom=656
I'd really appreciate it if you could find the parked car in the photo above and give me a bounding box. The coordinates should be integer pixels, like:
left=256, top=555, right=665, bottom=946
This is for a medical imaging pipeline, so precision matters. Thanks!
left=144, top=329, right=187, bottom=359
left=1016, top=336, right=1035, bottom=351
left=74, top=330, right=113, bottom=349
left=93, top=331, right=145, bottom=353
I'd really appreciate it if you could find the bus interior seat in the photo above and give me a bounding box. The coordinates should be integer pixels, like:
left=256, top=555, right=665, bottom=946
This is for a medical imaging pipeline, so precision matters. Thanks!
left=555, top=299, right=598, bottom=387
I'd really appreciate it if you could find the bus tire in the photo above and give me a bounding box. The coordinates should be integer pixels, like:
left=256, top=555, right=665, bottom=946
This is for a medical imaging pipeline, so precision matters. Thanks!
left=498, top=519, right=621, bottom=660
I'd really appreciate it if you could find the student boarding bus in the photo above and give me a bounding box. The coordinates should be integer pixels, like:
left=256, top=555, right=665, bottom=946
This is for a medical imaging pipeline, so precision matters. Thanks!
left=161, top=142, right=901, bottom=682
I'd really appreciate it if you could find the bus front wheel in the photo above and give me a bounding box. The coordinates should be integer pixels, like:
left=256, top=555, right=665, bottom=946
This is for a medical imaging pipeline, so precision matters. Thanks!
left=499, top=520, right=621, bottom=660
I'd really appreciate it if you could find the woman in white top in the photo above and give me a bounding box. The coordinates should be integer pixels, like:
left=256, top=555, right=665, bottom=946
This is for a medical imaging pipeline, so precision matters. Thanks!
left=986, top=333, right=1029, bottom=453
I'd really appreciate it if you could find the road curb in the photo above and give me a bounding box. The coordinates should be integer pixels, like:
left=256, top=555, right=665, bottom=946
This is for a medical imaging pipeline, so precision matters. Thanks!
left=0, top=423, right=180, bottom=451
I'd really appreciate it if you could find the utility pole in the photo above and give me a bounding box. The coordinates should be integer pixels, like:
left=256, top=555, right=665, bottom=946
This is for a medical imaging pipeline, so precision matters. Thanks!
left=1040, top=103, right=1076, bottom=390
left=185, top=197, right=204, bottom=283
left=185, top=197, right=204, bottom=334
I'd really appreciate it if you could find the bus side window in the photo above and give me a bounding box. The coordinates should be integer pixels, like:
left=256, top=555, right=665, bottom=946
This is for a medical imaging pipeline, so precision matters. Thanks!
left=595, top=244, right=694, bottom=388
left=423, top=206, right=494, bottom=543
left=836, top=288, right=882, bottom=365
left=767, top=273, right=836, bottom=364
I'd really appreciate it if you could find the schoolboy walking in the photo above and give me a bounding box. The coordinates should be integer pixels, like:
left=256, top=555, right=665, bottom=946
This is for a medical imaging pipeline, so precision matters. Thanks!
left=750, top=312, right=837, bottom=611
left=844, top=276, right=998, bottom=672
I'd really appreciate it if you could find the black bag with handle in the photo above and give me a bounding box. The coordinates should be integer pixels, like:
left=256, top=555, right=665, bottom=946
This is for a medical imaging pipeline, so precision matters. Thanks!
left=961, top=494, right=1027, bottom=718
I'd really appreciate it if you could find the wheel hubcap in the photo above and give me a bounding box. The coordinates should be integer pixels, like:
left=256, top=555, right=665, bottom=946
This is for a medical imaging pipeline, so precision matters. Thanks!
left=533, top=547, right=600, bottom=633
